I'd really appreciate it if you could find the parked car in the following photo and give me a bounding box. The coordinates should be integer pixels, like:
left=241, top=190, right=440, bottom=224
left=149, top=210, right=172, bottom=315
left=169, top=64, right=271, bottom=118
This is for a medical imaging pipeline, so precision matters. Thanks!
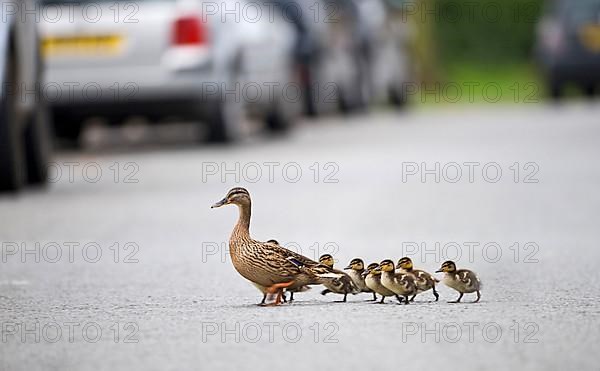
left=0, top=0, right=52, bottom=192
left=39, top=0, right=297, bottom=144
left=273, top=0, right=369, bottom=116
left=355, top=0, right=412, bottom=107
left=536, top=0, right=600, bottom=98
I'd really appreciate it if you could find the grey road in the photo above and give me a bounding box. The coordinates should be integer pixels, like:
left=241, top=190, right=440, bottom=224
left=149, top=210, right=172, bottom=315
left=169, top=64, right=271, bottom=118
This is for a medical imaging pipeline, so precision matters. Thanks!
left=1, top=103, right=599, bottom=371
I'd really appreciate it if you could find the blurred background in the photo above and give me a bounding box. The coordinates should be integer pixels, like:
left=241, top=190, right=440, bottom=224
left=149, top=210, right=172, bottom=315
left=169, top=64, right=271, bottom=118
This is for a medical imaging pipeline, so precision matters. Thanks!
left=2, top=0, right=599, bottom=190
left=2, top=1, right=600, bottom=370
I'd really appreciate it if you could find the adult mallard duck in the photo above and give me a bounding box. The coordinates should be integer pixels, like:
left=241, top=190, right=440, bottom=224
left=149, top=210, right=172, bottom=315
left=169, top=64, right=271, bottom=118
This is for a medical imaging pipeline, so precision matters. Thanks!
left=318, top=254, right=358, bottom=302
left=345, top=258, right=377, bottom=301
left=397, top=257, right=439, bottom=302
left=436, top=260, right=482, bottom=303
left=362, top=263, right=402, bottom=304
left=211, top=187, right=349, bottom=306
left=379, top=259, right=417, bottom=304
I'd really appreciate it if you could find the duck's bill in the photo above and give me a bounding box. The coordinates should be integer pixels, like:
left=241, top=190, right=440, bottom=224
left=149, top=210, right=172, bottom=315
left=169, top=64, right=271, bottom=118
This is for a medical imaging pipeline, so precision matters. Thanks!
left=435, top=269, right=443, bottom=273
left=361, top=271, right=369, bottom=278
left=211, top=198, right=227, bottom=208
left=344, top=265, right=352, bottom=270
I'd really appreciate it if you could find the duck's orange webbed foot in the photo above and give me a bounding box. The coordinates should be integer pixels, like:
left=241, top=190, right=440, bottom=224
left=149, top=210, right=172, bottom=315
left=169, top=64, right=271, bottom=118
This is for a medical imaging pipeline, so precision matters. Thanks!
left=264, top=281, right=295, bottom=306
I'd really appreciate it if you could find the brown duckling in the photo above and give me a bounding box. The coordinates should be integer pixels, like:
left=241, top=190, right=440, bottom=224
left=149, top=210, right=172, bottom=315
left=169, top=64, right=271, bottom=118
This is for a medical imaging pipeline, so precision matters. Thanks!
left=379, top=259, right=418, bottom=304
left=436, top=260, right=482, bottom=303
left=397, top=257, right=439, bottom=302
left=362, top=263, right=402, bottom=304
left=318, top=254, right=359, bottom=302
left=345, top=258, right=377, bottom=301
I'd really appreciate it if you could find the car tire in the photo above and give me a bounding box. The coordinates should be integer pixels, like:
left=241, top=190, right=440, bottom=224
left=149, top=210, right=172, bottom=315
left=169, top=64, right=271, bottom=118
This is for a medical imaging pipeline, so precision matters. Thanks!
left=549, top=78, right=563, bottom=100
left=205, top=93, right=243, bottom=144
left=265, top=102, right=292, bottom=134
left=52, top=110, right=83, bottom=148
left=24, top=99, right=52, bottom=185
left=389, top=83, right=408, bottom=108
left=583, top=83, right=596, bottom=98
left=0, top=49, right=26, bottom=192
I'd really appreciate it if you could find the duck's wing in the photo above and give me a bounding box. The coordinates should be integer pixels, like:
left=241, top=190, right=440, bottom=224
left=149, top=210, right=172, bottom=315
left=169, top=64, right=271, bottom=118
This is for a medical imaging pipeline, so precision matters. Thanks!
left=415, top=269, right=439, bottom=284
left=263, top=240, right=322, bottom=268
left=260, top=241, right=349, bottom=284
left=455, top=269, right=481, bottom=290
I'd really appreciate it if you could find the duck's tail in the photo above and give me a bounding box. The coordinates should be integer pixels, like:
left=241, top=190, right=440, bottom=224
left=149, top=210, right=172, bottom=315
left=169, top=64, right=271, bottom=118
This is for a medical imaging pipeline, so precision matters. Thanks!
left=314, top=269, right=359, bottom=294
left=286, top=257, right=359, bottom=294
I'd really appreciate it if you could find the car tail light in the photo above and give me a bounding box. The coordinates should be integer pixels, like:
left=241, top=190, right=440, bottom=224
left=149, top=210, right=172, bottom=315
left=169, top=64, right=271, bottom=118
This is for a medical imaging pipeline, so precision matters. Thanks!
left=173, top=16, right=206, bottom=46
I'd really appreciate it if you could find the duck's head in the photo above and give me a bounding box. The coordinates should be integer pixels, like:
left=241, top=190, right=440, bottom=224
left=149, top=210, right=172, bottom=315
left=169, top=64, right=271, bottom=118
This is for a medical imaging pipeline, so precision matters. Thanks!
left=211, top=187, right=251, bottom=208
left=396, top=257, right=413, bottom=270
left=436, top=260, right=457, bottom=273
left=345, top=258, right=364, bottom=271
left=319, top=254, right=335, bottom=268
left=379, top=259, right=395, bottom=272
left=362, top=262, right=379, bottom=277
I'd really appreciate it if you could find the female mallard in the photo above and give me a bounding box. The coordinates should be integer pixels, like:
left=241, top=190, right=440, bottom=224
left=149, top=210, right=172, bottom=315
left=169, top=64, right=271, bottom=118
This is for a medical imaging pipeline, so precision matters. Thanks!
left=211, top=187, right=348, bottom=306
left=396, top=257, right=439, bottom=302
left=362, top=263, right=402, bottom=304
left=345, top=258, right=377, bottom=301
left=436, top=260, right=482, bottom=303
left=318, top=254, right=358, bottom=302
left=379, top=259, right=417, bottom=304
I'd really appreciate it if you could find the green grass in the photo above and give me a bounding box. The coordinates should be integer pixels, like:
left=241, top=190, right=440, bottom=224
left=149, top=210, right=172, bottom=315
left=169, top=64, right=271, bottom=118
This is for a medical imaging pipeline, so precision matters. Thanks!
left=410, top=62, right=546, bottom=107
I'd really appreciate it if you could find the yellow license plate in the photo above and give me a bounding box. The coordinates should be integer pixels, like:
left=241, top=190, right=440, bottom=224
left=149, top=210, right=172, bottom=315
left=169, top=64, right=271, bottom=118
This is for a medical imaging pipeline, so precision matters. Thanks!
left=42, top=35, right=123, bottom=57
left=579, top=24, right=600, bottom=53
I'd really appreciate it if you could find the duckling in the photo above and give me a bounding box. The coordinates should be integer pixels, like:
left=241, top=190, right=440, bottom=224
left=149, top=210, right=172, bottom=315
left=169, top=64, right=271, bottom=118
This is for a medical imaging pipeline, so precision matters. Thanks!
left=436, top=260, right=482, bottom=303
left=362, top=263, right=402, bottom=304
left=345, top=258, right=377, bottom=301
left=318, top=254, right=358, bottom=302
left=266, top=239, right=310, bottom=303
left=211, top=187, right=352, bottom=306
left=397, top=257, right=439, bottom=302
left=379, top=259, right=418, bottom=304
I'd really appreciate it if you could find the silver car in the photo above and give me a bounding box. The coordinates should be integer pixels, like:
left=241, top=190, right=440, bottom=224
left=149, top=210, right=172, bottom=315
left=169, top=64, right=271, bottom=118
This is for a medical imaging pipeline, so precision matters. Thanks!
left=1, top=0, right=52, bottom=192
left=39, top=0, right=297, bottom=143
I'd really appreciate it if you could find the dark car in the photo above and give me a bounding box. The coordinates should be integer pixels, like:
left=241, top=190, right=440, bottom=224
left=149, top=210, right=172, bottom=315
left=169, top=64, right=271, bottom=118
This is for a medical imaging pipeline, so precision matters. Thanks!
left=274, top=0, right=369, bottom=116
left=0, top=0, right=52, bottom=192
left=536, top=0, right=600, bottom=98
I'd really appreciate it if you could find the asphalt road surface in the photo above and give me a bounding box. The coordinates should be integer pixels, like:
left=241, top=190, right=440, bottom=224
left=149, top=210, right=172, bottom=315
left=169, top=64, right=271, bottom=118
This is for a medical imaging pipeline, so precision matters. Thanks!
left=1, top=103, right=599, bottom=371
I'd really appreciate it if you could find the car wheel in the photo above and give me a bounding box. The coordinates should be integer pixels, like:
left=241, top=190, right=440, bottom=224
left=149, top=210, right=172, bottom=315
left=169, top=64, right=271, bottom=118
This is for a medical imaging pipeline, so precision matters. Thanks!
left=583, top=83, right=596, bottom=98
left=0, top=49, right=26, bottom=192
left=205, top=93, right=243, bottom=144
left=265, top=101, right=293, bottom=134
left=52, top=110, right=83, bottom=148
left=24, top=99, right=52, bottom=185
left=549, top=79, right=563, bottom=100
left=389, top=83, right=408, bottom=108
